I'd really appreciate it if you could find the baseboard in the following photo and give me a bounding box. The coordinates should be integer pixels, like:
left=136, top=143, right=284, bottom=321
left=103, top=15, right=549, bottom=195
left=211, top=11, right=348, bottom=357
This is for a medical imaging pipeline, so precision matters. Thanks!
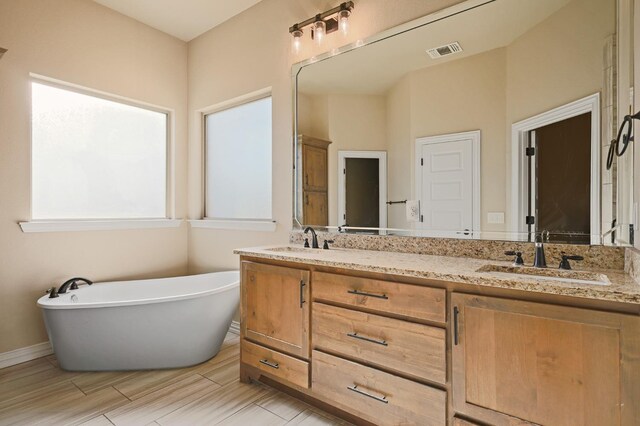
left=229, top=320, right=240, bottom=335
left=0, top=341, right=52, bottom=369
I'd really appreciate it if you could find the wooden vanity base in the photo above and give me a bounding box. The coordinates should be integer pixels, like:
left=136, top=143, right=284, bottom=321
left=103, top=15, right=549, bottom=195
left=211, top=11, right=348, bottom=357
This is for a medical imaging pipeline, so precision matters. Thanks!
left=239, top=256, right=640, bottom=425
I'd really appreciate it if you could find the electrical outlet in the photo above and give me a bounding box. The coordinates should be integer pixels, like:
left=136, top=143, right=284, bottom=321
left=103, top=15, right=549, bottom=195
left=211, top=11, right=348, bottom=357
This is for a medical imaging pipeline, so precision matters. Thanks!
left=406, top=200, right=420, bottom=222
left=488, top=212, right=505, bottom=224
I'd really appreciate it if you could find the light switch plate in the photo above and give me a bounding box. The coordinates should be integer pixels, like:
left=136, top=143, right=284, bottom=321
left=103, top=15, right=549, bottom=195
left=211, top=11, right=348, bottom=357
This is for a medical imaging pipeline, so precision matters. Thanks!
left=406, top=200, right=420, bottom=222
left=488, top=212, right=505, bottom=224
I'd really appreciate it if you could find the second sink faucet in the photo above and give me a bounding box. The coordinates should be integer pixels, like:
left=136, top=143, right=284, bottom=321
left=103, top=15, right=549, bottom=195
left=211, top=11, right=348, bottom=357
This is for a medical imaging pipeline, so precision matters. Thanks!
left=533, top=235, right=547, bottom=268
left=304, top=226, right=319, bottom=249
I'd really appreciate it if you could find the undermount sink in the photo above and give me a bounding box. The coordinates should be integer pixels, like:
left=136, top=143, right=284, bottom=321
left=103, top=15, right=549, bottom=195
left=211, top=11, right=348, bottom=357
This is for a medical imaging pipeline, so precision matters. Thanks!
left=476, top=264, right=610, bottom=286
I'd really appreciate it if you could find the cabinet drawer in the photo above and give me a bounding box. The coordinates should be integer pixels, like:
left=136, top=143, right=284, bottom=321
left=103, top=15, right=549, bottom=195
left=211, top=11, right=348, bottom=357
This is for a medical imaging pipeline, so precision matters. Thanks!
left=313, top=272, right=446, bottom=323
left=312, top=350, right=446, bottom=425
left=452, top=418, right=481, bottom=426
left=242, top=340, right=309, bottom=388
left=313, top=303, right=446, bottom=384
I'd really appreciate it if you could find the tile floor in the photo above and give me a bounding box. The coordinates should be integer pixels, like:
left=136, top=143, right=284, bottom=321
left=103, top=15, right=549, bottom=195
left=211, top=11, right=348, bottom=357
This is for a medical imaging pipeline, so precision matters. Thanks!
left=0, top=333, right=351, bottom=425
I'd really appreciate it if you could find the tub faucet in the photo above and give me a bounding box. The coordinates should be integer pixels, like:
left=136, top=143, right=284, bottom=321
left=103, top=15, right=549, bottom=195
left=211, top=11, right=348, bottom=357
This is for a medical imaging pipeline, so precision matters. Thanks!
left=304, top=227, right=319, bottom=248
left=58, top=277, right=93, bottom=294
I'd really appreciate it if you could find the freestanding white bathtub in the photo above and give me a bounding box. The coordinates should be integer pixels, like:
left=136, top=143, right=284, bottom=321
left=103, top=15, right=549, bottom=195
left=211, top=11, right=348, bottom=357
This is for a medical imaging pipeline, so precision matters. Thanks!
left=37, top=271, right=239, bottom=371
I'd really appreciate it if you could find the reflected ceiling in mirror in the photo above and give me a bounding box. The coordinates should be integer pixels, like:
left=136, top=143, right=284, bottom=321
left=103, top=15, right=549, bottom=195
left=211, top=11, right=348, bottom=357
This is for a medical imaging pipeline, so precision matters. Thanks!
left=293, top=0, right=633, bottom=246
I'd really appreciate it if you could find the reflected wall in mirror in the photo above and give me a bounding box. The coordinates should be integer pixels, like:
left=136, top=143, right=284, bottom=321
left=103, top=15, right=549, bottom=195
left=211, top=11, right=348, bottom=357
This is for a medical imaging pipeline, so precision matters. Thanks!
left=294, top=0, right=634, bottom=245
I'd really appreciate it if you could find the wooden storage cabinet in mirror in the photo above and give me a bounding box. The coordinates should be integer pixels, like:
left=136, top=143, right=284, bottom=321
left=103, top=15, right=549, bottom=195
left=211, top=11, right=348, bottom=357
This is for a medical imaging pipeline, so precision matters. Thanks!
left=297, top=135, right=331, bottom=226
left=240, top=261, right=310, bottom=359
left=451, top=293, right=640, bottom=425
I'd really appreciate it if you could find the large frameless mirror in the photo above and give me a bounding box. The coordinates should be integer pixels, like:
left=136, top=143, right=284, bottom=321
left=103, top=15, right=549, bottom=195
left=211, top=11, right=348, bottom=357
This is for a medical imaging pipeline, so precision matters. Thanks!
left=293, top=0, right=634, bottom=246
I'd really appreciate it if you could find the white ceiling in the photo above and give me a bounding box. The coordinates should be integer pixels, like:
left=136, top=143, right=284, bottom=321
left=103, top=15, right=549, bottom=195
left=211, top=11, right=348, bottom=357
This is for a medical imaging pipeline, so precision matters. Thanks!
left=92, top=0, right=264, bottom=41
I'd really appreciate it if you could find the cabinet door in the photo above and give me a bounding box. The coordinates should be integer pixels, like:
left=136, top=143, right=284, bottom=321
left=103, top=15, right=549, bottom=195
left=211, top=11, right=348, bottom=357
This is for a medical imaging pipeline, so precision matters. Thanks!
left=451, top=293, right=640, bottom=426
left=302, top=191, right=328, bottom=226
left=302, top=145, right=328, bottom=191
left=241, top=262, right=310, bottom=359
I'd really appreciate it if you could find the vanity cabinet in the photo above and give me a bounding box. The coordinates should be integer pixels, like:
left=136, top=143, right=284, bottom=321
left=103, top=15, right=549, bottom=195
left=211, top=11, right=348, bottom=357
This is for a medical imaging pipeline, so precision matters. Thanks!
left=451, top=293, right=640, bottom=426
left=240, top=261, right=310, bottom=359
left=239, top=256, right=640, bottom=425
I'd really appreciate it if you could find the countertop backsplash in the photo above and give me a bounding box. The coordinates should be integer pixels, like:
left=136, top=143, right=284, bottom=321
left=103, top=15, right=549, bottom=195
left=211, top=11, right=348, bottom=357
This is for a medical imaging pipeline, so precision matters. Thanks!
left=289, top=231, right=626, bottom=271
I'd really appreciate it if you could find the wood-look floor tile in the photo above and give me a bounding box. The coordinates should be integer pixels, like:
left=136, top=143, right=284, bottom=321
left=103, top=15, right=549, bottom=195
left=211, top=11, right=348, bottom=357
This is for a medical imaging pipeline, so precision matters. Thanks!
left=47, top=355, right=58, bottom=368
left=189, top=345, right=240, bottom=377
left=202, top=356, right=240, bottom=386
left=0, top=367, right=76, bottom=406
left=78, top=414, right=115, bottom=425
left=287, top=410, right=346, bottom=426
left=155, top=380, right=273, bottom=425
left=72, top=371, right=137, bottom=395
left=0, top=358, right=56, bottom=384
left=256, top=392, right=310, bottom=421
left=0, top=380, right=84, bottom=424
left=216, top=403, right=286, bottom=426
left=0, top=382, right=128, bottom=425
left=36, top=386, right=129, bottom=426
left=105, top=374, right=220, bottom=426
left=112, top=368, right=198, bottom=401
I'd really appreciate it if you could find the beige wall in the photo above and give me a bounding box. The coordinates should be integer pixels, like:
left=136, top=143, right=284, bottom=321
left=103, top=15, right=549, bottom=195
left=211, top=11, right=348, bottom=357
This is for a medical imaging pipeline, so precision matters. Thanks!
left=386, top=76, right=412, bottom=230
left=0, top=0, right=189, bottom=353
left=299, top=93, right=387, bottom=225
left=300, top=49, right=508, bottom=232
left=408, top=48, right=507, bottom=233
left=186, top=0, right=464, bottom=273
left=505, top=0, right=615, bottom=229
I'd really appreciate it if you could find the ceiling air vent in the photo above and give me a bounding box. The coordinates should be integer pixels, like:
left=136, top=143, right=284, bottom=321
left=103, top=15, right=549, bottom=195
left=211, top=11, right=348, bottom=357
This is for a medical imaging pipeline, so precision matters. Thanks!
left=426, top=42, right=463, bottom=59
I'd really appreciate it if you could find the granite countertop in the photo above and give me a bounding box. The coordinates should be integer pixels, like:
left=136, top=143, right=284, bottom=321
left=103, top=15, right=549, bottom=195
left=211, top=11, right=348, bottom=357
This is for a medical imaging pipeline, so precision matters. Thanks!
left=234, top=245, right=640, bottom=305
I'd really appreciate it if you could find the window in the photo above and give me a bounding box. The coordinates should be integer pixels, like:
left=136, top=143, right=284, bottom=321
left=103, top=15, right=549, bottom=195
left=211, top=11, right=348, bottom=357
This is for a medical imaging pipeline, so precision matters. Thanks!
left=31, top=81, right=168, bottom=220
left=204, top=95, right=272, bottom=220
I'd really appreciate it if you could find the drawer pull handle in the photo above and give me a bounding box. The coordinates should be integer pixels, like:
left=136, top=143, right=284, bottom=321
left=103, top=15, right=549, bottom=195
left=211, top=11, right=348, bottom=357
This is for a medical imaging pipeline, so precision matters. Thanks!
left=259, top=359, right=279, bottom=369
left=453, top=306, right=460, bottom=346
left=347, top=289, right=388, bottom=299
left=347, top=332, right=388, bottom=346
left=299, top=280, right=306, bottom=308
left=347, top=385, right=389, bottom=404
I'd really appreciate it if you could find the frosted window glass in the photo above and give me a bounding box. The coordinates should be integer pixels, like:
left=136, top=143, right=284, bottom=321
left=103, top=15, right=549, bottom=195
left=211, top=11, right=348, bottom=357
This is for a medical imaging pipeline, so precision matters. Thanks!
left=31, top=82, right=167, bottom=219
left=205, top=96, right=272, bottom=220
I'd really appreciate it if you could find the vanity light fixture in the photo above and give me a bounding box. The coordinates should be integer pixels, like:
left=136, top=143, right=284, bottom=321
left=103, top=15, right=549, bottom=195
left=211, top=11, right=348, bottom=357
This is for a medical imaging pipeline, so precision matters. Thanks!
left=289, top=1, right=354, bottom=53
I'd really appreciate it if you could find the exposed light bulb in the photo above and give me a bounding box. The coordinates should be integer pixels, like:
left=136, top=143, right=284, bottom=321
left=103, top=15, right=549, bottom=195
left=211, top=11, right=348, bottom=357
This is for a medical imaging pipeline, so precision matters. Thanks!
left=291, top=29, right=303, bottom=54
left=313, top=19, right=325, bottom=45
left=338, top=9, right=350, bottom=36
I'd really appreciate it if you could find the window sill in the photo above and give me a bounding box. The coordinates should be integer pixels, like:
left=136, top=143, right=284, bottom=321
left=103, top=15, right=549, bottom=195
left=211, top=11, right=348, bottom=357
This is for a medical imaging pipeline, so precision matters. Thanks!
left=189, top=219, right=277, bottom=232
left=19, top=219, right=183, bottom=233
